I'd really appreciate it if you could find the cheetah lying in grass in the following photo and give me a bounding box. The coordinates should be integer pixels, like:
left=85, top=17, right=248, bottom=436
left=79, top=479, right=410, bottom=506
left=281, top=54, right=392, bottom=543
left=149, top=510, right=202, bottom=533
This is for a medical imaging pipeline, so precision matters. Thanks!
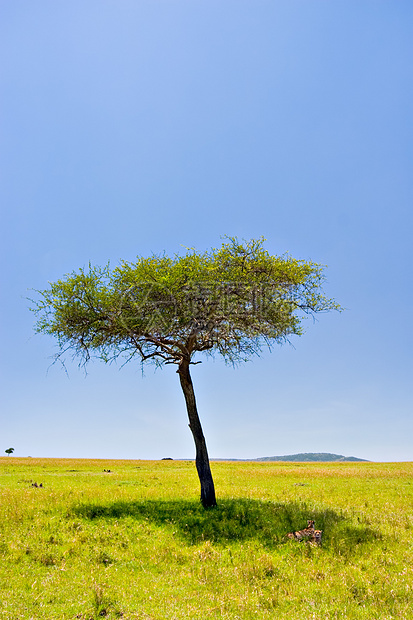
left=287, top=520, right=322, bottom=545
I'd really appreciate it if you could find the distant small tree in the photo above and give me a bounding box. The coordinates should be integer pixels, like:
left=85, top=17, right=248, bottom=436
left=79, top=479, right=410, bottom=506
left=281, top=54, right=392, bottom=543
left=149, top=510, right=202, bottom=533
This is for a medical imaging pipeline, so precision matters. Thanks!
left=5, top=448, right=14, bottom=456
left=31, top=237, right=339, bottom=507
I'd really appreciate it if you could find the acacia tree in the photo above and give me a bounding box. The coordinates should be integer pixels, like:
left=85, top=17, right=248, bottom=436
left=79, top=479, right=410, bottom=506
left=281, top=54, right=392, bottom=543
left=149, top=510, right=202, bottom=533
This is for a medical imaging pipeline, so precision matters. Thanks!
left=5, top=448, right=14, bottom=456
left=31, top=238, right=339, bottom=507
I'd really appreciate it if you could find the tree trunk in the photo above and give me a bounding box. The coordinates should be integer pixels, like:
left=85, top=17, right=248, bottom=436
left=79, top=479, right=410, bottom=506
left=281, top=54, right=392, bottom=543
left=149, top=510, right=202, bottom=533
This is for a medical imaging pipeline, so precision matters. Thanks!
left=177, top=360, right=217, bottom=508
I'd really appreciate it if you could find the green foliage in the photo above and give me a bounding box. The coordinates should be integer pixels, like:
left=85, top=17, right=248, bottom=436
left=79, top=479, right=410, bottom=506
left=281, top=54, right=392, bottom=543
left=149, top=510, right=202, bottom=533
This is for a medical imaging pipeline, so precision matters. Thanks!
left=31, top=237, right=340, bottom=368
left=4, top=448, right=14, bottom=456
left=0, top=458, right=412, bottom=619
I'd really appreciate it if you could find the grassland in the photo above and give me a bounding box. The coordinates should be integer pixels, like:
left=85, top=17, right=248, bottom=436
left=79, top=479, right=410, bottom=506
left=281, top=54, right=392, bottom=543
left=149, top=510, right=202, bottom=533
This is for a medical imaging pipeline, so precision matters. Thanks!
left=0, top=458, right=412, bottom=619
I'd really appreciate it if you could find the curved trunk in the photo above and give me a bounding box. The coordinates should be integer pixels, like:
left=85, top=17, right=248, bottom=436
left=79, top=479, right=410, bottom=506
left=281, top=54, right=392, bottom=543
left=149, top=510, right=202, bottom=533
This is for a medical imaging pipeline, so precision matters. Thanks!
left=177, top=360, right=217, bottom=508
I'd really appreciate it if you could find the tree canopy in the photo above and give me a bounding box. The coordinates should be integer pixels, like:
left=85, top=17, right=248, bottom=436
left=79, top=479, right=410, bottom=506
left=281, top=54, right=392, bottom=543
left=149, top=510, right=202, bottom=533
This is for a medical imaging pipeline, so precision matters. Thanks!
left=31, top=237, right=339, bottom=506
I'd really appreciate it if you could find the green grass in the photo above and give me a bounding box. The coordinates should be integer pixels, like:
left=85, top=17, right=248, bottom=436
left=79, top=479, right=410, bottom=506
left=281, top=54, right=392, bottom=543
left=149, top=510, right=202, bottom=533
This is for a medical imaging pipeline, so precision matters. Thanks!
left=1, top=458, right=412, bottom=619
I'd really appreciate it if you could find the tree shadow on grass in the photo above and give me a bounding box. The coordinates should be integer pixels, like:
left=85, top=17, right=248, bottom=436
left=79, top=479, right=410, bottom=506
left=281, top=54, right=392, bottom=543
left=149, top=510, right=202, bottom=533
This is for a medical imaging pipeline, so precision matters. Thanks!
left=70, top=498, right=382, bottom=551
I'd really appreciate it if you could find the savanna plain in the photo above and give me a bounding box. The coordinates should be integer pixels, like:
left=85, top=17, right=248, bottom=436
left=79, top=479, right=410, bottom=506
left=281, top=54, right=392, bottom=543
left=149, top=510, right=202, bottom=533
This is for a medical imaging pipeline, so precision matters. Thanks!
left=0, top=458, right=412, bottom=620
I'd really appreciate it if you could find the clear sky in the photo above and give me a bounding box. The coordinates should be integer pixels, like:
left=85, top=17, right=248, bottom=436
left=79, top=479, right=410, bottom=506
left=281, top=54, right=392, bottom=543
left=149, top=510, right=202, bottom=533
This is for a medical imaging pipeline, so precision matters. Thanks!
left=1, top=1, right=412, bottom=462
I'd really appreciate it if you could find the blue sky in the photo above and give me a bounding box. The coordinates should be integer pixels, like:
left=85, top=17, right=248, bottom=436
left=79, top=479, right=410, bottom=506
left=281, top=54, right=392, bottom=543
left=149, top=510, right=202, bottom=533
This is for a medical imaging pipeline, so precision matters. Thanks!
left=1, top=1, right=412, bottom=461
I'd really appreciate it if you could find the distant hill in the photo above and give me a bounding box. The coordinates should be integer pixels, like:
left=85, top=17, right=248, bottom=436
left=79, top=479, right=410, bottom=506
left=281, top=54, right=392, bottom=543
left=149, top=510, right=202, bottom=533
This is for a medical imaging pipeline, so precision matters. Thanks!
left=256, top=452, right=368, bottom=462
